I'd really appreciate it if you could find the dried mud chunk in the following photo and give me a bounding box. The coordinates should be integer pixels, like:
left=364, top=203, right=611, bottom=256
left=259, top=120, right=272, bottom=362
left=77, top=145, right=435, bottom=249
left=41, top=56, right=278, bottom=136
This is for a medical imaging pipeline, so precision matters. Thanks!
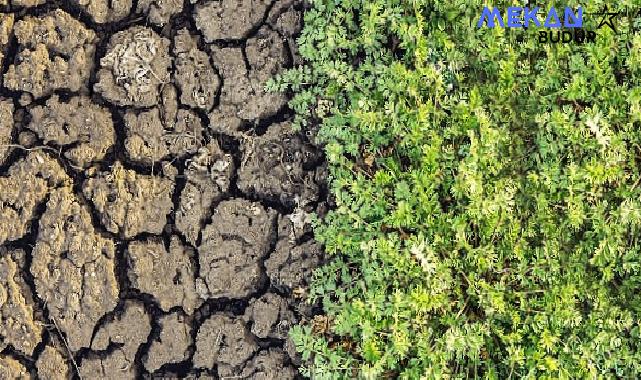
left=176, top=142, right=233, bottom=245
left=238, top=122, right=320, bottom=207
left=194, top=0, right=270, bottom=41
left=127, top=237, right=201, bottom=314
left=138, top=0, right=183, bottom=26
left=272, top=8, right=302, bottom=37
left=197, top=199, right=276, bottom=299
left=144, top=312, right=192, bottom=373
left=173, top=29, right=219, bottom=111
left=74, top=0, right=133, bottom=23
left=0, top=13, right=14, bottom=73
left=11, top=0, right=47, bottom=6
left=31, top=187, right=119, bottom=352
left=243, top=293, right=294, bottom=340
left=0, top=14, right=11, bottom=43
left=124, top=107, right=203, bottom=164
left=238, top=349, right=297, bottom=380
left=96, top=26, right=171, bottom=107
left=0, top=152, right=70, bottom=245
left=208, top=31, right=287, bottom=134
left=245, top=27, right=288, bottom=82
left=0, top=100, right=13, bottom=165
left=0, top=356, right=29, bottom=379
left=193, top=314, right=258, bottom=373
left=79, top=300, right=151, bottom=379
left=4, top=10, right=96, bottom=98
left=79, top=350, right=134, bottom=379
left=28, top=95, right=115, bottom=167
left=266, top=214, right=323, bottom=292
left=83, top=162, right=174, bottom=237
left=36, top=346, right=69, bottom=379
left=0, top=248, right=42, bottom=356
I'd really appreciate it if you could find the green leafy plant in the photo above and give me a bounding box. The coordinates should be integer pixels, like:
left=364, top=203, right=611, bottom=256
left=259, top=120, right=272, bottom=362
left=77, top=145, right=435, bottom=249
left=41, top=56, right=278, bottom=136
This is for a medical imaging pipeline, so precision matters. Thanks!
left=270, top=0, right=641, bottom=378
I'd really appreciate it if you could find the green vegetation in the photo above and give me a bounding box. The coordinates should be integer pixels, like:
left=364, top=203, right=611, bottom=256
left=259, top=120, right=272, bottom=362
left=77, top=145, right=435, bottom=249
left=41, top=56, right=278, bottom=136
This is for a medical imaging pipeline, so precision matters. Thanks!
left=269, top=0, right=641, bottom=378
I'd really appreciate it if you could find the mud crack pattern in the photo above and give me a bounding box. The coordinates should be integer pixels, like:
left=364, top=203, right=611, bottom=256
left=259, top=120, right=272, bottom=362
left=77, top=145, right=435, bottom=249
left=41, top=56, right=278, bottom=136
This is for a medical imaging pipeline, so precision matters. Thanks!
left=0, top=0, right=325, bottom=378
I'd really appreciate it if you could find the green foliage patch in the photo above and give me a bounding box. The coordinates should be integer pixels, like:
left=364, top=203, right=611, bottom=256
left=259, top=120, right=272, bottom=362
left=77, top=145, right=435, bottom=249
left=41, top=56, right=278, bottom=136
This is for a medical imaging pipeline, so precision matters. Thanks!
left=269, top=0, right=641, bottom=378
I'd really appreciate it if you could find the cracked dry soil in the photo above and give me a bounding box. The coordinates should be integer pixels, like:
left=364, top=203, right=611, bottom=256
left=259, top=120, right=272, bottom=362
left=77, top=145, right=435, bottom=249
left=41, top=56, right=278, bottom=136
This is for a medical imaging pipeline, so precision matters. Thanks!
left=0, top=0, right=327, bottom=378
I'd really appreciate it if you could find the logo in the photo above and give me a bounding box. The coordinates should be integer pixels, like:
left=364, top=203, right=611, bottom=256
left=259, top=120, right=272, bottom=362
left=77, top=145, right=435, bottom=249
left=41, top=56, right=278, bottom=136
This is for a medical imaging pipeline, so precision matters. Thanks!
left=590, top=5, right=619, bottom=33
left=476, top=5, right=626, bottom=44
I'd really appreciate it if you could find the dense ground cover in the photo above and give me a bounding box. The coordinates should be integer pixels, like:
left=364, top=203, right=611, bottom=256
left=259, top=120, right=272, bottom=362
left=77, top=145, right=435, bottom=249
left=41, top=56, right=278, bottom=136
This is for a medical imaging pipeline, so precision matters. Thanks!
left=270, top=0, right=641, bottom=378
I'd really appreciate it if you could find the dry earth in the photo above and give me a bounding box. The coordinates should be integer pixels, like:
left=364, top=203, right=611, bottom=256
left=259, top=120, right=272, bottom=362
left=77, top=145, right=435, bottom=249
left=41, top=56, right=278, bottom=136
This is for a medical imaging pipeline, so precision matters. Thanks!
left=0, top=0, right=326, bottom=378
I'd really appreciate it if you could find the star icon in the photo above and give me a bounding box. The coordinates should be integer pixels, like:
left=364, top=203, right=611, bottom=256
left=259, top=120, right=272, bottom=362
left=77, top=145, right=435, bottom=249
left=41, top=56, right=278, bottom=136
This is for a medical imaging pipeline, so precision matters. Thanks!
left=592, top=5, right=620, bottom=33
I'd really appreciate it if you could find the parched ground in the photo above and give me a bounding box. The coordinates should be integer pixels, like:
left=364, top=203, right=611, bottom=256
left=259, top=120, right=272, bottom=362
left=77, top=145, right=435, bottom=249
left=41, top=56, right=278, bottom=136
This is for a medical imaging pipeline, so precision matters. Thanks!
left=0, top=0, right=326, bottom=378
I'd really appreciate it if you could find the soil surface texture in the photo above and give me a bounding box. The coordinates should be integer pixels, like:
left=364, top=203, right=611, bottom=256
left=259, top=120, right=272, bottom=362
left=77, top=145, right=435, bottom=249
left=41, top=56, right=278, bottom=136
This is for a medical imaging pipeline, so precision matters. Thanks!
left=0, top=0, right=325, bottom=378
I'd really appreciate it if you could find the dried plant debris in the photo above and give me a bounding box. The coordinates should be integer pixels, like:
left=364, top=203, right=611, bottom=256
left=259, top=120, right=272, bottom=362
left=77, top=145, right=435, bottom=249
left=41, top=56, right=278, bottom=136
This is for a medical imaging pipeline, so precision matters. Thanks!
left=73, top=0, right=133, bottom=23
left=0, top=100, right=14, bottom=165
left=83, top=161, right=174, bottom=237
left=0, top=356, right=29, bottom=379
left=208, top=28, right=288, bottom=134
left=96, top=26, right=171, bottom=107
left=173, top=29, right=219, bottom=111
left=239, top=121, right=320, bottom=207
left=137, top=0, right=183, bottom=26
left=0, top=152, right=70, bottom=245
left=144, top=311, right=192, bottom=373
left=176, top=141, right=234, bottom=245
left=194, top=0, right=270, bottom=41
left=197, top=199, right=276, bottom=299
left=4, top=10, right=96, bottom=98
left=28, top=95, right=115, bottom=167
left=31, top=186, right=119, bottom=352
left=0, top=248, right=42, bottom=356
left=127, top=237, right=201, bottom=314
left=243, top=292, right=295, bottom=340
left=193, top=314, right=258, bottom=373
left=79, top=300, right=151, bottom=379
left=36, top=346, right=70, bottom=379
